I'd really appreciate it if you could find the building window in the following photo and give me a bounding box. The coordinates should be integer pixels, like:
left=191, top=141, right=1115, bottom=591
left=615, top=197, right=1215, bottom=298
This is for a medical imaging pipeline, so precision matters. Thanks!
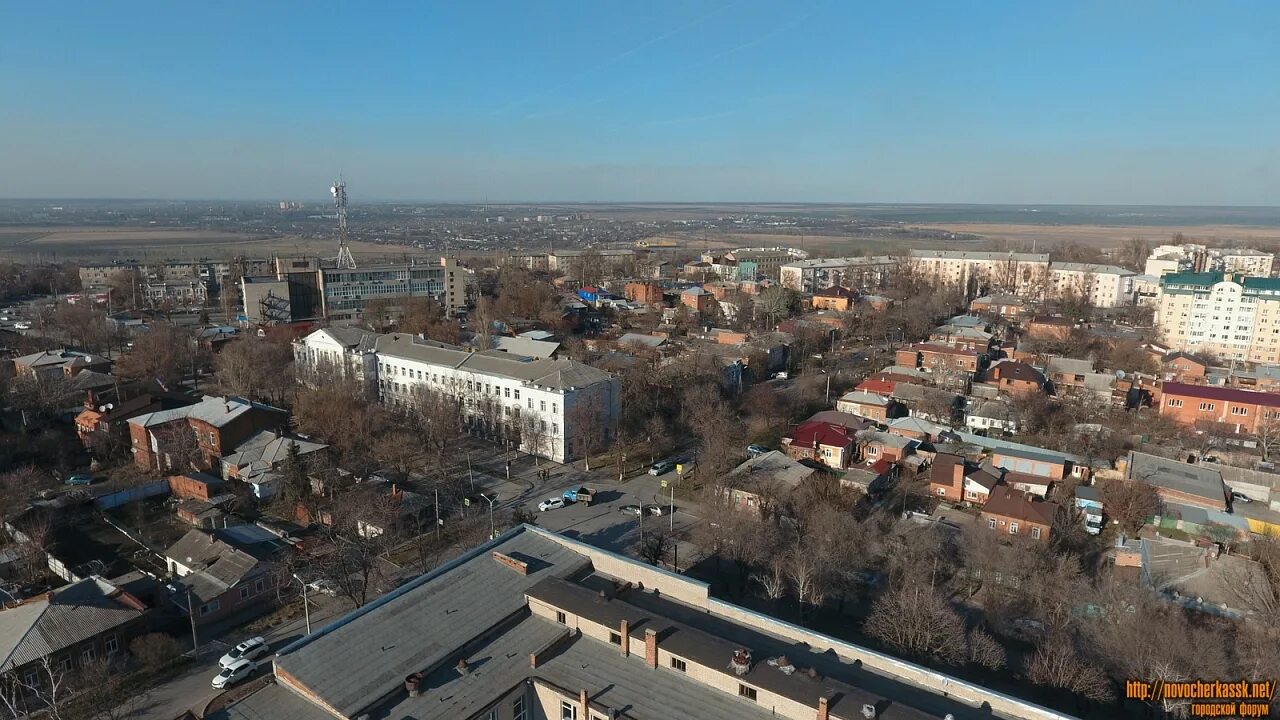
left=239, top=586, right=250, bottom=600
left=987, top=517, right=996, bottom=529
left=1199, top=402, right=1214, bottom=411
left=255, top=578, right=265, bottom=593
left=1167, top=399, right=1183, bottom=408
left=105, top=635, right=119, bottom=654
left=82, top=647, right=96, bottom=665
left=555, top=610, right=566, bottom=624
left=671, top=657, right=687, bottom=672
left=560, top=700, right=578, bottom=719
left=23, top=670, right=37, bottom=688
left=609, top=631, right=621, bottom=646
left=1231, top=406, right=1248, bottom=415
left=552, top=423, right=559, bottom=435
left=552, top=403, right=558, bottom=414
left=1031, top=527, right=1042, bottom=540
left=541, top=401, right=547, bottom=412
left=512, top=697, right=527, bottom=720
left=485, top=710, right=497, bottom=720
left=199, top=599, right=220, bottom=616
left=1009, top=522, right=1019, bottom=534
left=738, top=684, right=758, bottom=702
left=505, top=388, right=511, bottom=398
left=514, top=390, right=521, bottom=400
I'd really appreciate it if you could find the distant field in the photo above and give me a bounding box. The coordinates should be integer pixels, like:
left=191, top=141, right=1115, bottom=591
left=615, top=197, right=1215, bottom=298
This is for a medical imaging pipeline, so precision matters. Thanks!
left=0, top=226, right=432, bottom=263
left=910, top=223, right=1280, bottom=249
left=657, top=222, right=1280, bottom=257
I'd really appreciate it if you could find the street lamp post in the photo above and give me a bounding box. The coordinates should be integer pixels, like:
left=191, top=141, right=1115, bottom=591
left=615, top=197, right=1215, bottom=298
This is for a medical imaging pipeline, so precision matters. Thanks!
left=292, top=574, right=312, bottom=635
left=481, top=492, right=498, bottom=539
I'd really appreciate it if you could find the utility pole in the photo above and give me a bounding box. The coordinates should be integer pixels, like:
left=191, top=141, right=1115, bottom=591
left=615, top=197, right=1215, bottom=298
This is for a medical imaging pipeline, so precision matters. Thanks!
left=293, top=574, right=311, bottom=635
left=185, top=589, right=199, bottom=657
left=434, top=488, right=441, bottom=539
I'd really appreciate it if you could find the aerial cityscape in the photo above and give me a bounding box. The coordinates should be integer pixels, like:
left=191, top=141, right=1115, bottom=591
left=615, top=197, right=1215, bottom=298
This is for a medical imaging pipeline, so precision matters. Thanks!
left=1, top=3, right=1279, bottom=720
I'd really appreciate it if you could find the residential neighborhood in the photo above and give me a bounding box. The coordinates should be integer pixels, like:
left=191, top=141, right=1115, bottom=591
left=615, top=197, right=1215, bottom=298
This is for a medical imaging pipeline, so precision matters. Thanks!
left=3, top=237, right=1280, bottom=720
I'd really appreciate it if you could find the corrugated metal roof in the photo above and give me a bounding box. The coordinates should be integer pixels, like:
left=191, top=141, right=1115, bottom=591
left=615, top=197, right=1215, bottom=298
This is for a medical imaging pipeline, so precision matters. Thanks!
left=0, top=577, right=145, bottom=673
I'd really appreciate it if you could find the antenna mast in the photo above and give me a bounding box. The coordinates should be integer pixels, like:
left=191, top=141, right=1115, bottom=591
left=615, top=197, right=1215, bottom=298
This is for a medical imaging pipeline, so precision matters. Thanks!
left=331, top=180, right=356, bottom=269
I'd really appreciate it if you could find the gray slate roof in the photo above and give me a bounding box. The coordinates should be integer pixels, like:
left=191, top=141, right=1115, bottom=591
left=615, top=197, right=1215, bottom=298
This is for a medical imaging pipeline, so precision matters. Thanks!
left=376, top=333, right=612, bottom=389
left=1126, top=451, right=1226, bottom=505
left=272, top=529, right=589, bottom=718
left=316, top=326, right=379, bottom=351
left=0, top=577, right=145, bottom=673
left=221, top=430, right=327, bottom=476
left=127, top=395, right=283, bottom=429
left=725, top=451, right=817, bottom=491
left=492, top=335, right=561, bottom=359
left=165, top=530, right=266, bottom=604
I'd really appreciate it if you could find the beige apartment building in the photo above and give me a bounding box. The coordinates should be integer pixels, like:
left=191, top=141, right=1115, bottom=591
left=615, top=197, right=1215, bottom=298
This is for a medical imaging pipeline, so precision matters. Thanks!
left=906, top=250, right=1049, bottom=297
left=1157, top=271, right=1280, bottom=362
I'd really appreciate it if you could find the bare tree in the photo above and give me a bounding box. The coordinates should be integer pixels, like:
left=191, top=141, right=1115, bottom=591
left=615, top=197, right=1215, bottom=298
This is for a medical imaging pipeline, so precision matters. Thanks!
left=213, top=336, right=294, bottom=405
left=1026, top=631, right=1113, bottom=702
left=863, top=583, right=967, bottom=666
left=1253, top=410, right=1280, bottom=461
left=1098, top=477, right=1159, bottom=533
left=966, top=628, right=1006, bottom=670
left=114, top=322, right=194, bottom=388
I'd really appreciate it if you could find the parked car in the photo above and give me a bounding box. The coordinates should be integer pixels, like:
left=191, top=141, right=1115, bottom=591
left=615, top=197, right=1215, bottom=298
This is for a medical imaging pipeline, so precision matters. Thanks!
left=644, top=504, right=665, bottom=516
left=211, top=659, right=257, bottom=689
left=648, top=460, right=675, bottom=476
left=538, top=497, right=566, bottom=512
left=619, top=505, right=643, bottom=516
left=306, top=579, right=338, bottom=597
left=65, top=474, right=94, bottom=486
left=12, top=322, right=29, bottom=330
left=746, top=444, right=770, bottom=458
left=219, top=637, right=269, bottom=669
left=1231, top=491, right=1253, bottom=504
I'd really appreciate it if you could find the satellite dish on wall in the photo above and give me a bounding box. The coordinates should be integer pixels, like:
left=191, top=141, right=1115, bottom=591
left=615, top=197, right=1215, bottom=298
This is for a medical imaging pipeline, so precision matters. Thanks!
left=1115, top=370, right=1126, bottom=380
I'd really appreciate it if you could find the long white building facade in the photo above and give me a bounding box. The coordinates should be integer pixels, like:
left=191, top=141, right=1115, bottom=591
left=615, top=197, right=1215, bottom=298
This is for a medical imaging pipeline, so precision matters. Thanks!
left=1046, top=262, right=1135, bottom=308
left=295, top=329, right=620, bottom=463
left=906, top=250, right=1050, bottom=297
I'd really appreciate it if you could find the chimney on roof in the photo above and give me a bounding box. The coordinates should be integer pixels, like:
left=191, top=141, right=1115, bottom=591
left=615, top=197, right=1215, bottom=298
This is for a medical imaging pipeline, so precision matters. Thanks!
left=579, top=689, right=590, bottom=719
left=817, top=695, right=831, bottom=720
left=456, top=658, right=470, bottom=675
left=619, top=619, right=630, bottom=657
left=644, top=628, right=658, bottom=668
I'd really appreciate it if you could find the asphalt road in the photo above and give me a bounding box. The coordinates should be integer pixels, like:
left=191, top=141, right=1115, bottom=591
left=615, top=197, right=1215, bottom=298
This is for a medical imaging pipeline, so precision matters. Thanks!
left=123, top=592, right=351, bottom=720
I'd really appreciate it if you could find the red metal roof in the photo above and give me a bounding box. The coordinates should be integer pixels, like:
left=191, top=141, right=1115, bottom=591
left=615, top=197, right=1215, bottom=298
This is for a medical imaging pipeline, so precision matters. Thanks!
left=856, top=377, right=897, bottom=395
left=1162, top=381, right=1280, bottom=408
left=785, top=420, right=854, bottom=448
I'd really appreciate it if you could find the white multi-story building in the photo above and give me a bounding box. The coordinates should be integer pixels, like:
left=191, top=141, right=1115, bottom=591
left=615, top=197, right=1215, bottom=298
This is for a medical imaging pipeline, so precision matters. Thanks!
left=906, top=250, right=1050, bottom=296
left=779, top=255, right=896, bottom=292
left=1218, top=249, right=1274, bottom=277
left=1157, top=271, right=1280, bottom=362
left=1144, top=253, right=1184, bottom=277
left=292, top=327, right=380, bottom=398
left=1047, top=262, right=1135, bottom=308
left=295, top=330, right=619, bottom=463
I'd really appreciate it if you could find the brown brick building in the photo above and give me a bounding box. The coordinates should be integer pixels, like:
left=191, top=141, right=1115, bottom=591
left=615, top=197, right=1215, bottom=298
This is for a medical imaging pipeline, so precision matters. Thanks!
left=127, top=395, right=287, bottom=472
left=979, top=486, right=1058, bottom=542
left=1158, top=381, right=1280, bottom=435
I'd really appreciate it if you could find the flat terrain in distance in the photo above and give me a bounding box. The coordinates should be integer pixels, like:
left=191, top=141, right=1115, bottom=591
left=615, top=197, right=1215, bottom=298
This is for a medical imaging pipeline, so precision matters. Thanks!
left=653, top=222, right=1280, bottom=256
left=911, top=222, right=1280, bottom=249
left=0, top=226, right=431, bottom=263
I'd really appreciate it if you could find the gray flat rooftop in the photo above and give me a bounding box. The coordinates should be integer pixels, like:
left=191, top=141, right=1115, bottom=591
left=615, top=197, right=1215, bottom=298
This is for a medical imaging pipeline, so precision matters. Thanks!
left=272, top=530, right=589, bottom=718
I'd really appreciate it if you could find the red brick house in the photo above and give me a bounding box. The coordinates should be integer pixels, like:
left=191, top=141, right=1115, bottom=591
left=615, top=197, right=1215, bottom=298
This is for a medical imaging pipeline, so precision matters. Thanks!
left=979, top=486, right=1058, bottom=542
left=1161, top=352, right=1208, bottom=383
left=1158, top=382, right=1280, bottom=435
left=127, top=395, right=287, bottom=472
left=1025, top=315, right=1073, bottom=341
left=929, top=453, right=1000, bottom=505
left=895, top=343, right=980, bottom=375
left=623, top=282, right=664, bottom=305
left=781, top=420, right=856, bottom=469
left=680, top=286, right=714, bottom=314
left=983, top=360, right=1046, bottom=397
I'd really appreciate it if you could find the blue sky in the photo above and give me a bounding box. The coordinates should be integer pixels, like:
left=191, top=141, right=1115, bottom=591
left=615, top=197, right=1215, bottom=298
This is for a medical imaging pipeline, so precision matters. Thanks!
left=1, top=1, right=1277, bottom=203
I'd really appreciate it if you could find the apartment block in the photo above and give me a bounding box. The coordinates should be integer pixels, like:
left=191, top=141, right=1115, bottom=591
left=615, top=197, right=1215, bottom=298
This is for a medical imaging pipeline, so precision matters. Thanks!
left=906, top=250, right=1050, bottom=296
left=779, top=255, right=896, bottom=292
left=1156, top=271, right=1280, bottom=362
left=214, top=525, right=1062, bottom=720
left=1046, top=262, right=1135, bottom=308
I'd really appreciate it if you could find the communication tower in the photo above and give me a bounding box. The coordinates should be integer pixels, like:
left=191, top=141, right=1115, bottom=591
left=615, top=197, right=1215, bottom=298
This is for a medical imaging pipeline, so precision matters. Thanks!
left=331, top=180, right=357, bottom=269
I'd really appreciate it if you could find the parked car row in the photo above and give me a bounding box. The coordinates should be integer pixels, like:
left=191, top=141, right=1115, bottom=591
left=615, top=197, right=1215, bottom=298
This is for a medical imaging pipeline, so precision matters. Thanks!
left=213, top=637, right=270, bottom=689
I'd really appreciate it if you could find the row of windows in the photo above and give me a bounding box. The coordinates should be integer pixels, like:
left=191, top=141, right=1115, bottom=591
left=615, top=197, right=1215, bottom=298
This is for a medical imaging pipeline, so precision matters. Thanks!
left=20, top=637, right=119, bottom=687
